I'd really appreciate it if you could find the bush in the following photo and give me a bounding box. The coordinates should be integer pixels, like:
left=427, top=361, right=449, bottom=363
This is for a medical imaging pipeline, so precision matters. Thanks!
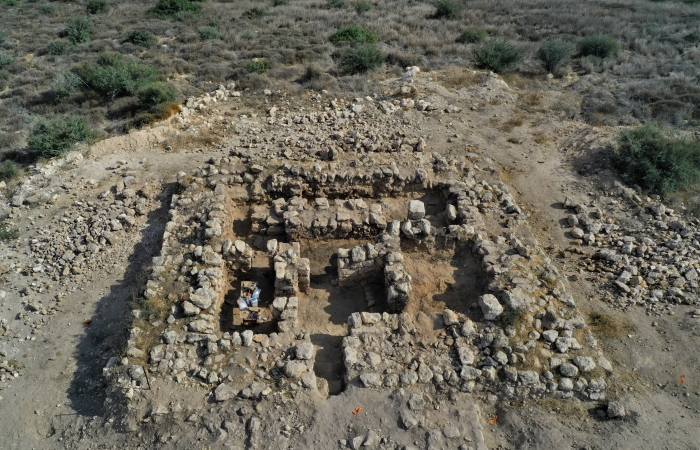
left=272, top=0, right=288, bottom=5
left=65, top=17, right=92, bottom=44
left=124, top=101, right=180, bottom=131
left=244, top=58, right=269, bottom=74
left=198, top=26, right=219, bottom=40
left=472, top=39, right=523, bottom=73
left=328, top=0, right=345, bottom=8
left=51, top=71, right=82, bottom=101
left=537, top=39, right=572, bottom=73
left=299, top=65, right=321, bottom=83
left=148, top=0, right=202, bottom=20
left=0, top=53, right=13, bottom=69
left=498, top=308, right=526, bottom=328
left=355, top=0, right=371, bottom=13
left=2, top=0, right=19, bottom=6
left=0, top=160, right=17, bottom=181
left=431, top=0, right=461, bottom=19
left=72, top=53, right=160, bottom=99
left=40, top=3, right=55, bottom=14
left=242, top=7, right=268, bottom=19
left=47, top=39, right=70, bottom=55
left=578, top=34, right=619, bottom=58
left=684, top=32, right=700, bottom=44
left=125, top=29, right=157, bottom=48
left=330, top=25, right=378, bottom=44
left=0, top=218, right=18, bottom=242
left=456, top=28, right=487, bottom=44
left=0, top=30, right=6, bottom=45
left=340, top=43, right=384, bottom=74
left=86, top=0, right=107, bottom=14
left=27, top=116, right=95, bottom=159
left=137, top=81, right=177, bottom=109
left=613, top=124, right=700, bottom=193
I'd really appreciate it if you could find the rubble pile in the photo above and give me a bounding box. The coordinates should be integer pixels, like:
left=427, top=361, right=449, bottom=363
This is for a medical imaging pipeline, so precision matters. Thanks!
left=561, top=193, right=700, bottom=311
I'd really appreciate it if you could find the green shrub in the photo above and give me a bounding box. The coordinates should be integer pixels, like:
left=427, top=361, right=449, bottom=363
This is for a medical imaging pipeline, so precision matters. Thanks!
left=0, top=218, right=19, bottom=242
left=578, top=34, right=619, bottom=58
left=0, top=30, right=6, bottom=45
left=472, top=39, right=523, bottom=73
left=300, top=65, right=321, bottom=83
left=40, top=3, right=55, bottom=13
left=2, top=0, right=19, bottom=6
left=272, top=0, right=288, bottom=5
left=0, top=160, right=17, bottom=181
left=431, top=0, right=461, bottom=19
left=613, top=124, right=700, bottom=193
left=683, top=0, right=700, bottom=4
left=65, top=17, right=92, bottom=44
left=125, top=30, right=157, bottom=48
left=456, top=27, right=487, bottom=44
left=47, top=39, right=70, bottom=55
left=684, top=32, right=700, bottom=44
left=137, top=81, right=177, bottom=108
left=51, top=71, right=82, bottom=102
left=27, top=116, right=95, bottom=159
left=498, top=308, right=526, bottom=328
left=244, top=58, right=269, bottom=74
left=355, top=0, right=371, bottom=13
left=72, top=53, right=160, bottom=99
left=242, top=7, right=268, bottom=19
left=330, top=25, right=378, bottom=44
left=241, top=31, right=254, bottom=40
left=86, top=0, right=107, bottom=14
left=198, top=26, right=219, bottom=40
left=0, top=53, right=13, bottom=69
left=148, top=0, right=202, bottom=20
left=537, top=39, right=572, bottom=73
left=340, top=43, right=384, bottom=74
left=328, top=0, right=345, bottom=8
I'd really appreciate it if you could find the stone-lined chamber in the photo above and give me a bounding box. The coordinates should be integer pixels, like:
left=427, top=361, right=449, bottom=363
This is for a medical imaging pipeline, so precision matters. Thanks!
left=104, top=152, right=613, bottom=408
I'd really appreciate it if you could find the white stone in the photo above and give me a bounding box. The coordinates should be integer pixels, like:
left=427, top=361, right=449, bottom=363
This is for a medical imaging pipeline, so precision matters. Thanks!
left=408, top=200, right=425, bottom=220
left=478, top=294, right=503, bottom=320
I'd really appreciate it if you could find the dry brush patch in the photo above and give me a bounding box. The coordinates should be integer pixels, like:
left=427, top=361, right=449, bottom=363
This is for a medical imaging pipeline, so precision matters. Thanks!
left=1, top=0, right=700, bottom=165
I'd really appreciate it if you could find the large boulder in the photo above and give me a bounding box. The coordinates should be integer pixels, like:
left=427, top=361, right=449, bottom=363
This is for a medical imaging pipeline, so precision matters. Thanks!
left=214, top=383, right=239, bottom=402
left=478, top=294, right=503, bottom=320
left=295, top=342, right=315, bottom=360
left=408, top=200, right=425, bottom=220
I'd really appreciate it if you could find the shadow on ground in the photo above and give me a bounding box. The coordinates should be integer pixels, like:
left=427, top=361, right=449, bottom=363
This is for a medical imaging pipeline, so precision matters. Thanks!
left=66, top=183, right=176, bottom=417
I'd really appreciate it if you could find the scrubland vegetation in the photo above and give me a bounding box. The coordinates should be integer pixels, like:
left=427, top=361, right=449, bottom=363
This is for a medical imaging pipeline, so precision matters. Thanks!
left=0, top=0, right=698, bottom=176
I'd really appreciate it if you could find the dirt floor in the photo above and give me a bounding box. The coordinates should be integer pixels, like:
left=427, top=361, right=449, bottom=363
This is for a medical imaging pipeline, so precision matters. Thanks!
left=1, top=69, right=699, bottom=449
left=402, top=246, right=485, bottom=319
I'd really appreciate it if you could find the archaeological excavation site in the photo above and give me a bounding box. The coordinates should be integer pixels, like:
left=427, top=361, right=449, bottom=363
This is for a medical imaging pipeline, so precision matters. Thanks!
left=109, top=148, right=613, bottom=407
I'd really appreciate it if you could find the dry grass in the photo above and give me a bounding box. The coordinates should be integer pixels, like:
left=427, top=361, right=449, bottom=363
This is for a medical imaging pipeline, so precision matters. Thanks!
left=537, top=397, right=588, bottom=420
left=501, top=117, right=525, bottom=132
left=437, top=66, right=481, bottom=89
left=588, top=310, right=636, bottom=339
left=161, top=130, right=224, bottom=152
left=1, top=0, right=700, bottom=160
left=532, top=131, right=550, bottom=145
